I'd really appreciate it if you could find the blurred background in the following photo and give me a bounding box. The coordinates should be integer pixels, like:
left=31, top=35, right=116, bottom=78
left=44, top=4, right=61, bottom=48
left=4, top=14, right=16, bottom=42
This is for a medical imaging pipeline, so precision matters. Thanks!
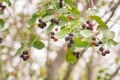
left=0, top=0, right=120, bottom=80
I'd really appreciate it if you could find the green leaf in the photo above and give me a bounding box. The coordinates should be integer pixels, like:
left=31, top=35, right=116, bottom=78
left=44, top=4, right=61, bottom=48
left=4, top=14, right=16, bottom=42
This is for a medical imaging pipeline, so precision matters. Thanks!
left=73, top=38, right=92, bottom=48
left=80, top=30, right=93, bottom=38
left=107, top=39, right=117, bottom=46
left=103, top=31, right=115, bottom=39
left=27, top=36, right=37, bottom=48
left=0, top=18, right=4, bottom=28
left=14, top=46, right=24, bottom=56
left=90, top=16, right=108, bottom=31
left=59, top=15, right=70, bottom=26
left=42, top=15, right=54, bottom=22
left=4, top=73, right=10, bottom=79
left=66, top=48, right=76, bottom=62
left=28, top=14, right=39, bottom=26
left=47, top=23, right=56, bottom=33
left=4, top=0, right=11, bottom=6
left=33, top=39, right=45, bottom=50
left=0, top=11, right=3, bottom=15
left=55, top=30, right=67, bottom=38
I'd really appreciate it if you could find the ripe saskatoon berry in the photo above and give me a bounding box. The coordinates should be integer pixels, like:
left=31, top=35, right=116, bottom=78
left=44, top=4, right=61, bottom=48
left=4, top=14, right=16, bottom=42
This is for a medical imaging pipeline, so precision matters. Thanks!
left=99, top=47, right=104, bottom=52
left=55, top=27, right=58, bottom=31
left=95, top=43, right=99, bottom=47
left=20, top=54, right=24, bottom=58
left=0, top=37, right=3, bottom=43
left=68, top=15, right=73, bottom=20
left=22, top=50, right=28, bottom=55
left=72, top=52, right=76, bottom=55
left=98, top=41, right=103, bottom=44
left=51, top=18, right=59, bottom=24
left=101, top=52, right=106, bottom=56
left=86, top=20, right=90, bottom=24
left=65, top=37, right=70, bottom=41
left=92, top=36, right=96, bottom=41
left=59, top=0, right=63, bottom=8
left=70, top=39, right=74, bottom=44
left=82, top=24, right=86, bottom=29
left=86, top=26, right=90, bottom=30
left=76, top=54, right=80, bottom=59
left=54, top=38, right=58, bottom=42
left=69, top=33, right=74, bottom=37
left=23, top=56, right=28, bottom=61
left=67, top=43, right=72, bottom=48
left=51, top=36, right=55, bottom=39
left=105, top=50, right=110, bottom=54
left=38, top=18, right=42, bottom=22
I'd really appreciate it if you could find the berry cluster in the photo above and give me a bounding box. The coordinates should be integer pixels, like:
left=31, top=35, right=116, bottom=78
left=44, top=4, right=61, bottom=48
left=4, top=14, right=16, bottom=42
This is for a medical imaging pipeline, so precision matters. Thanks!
left=82, top=20, right=93, bottom=30
left=50, top=31, right=58, bottom=42
left=38, top=19, right=46, bottom=29
left=91, top=36, right=103, bottom=47
left=0, top=3, right=6, bottom=11
left=20, top=50, right=30, bottom=61
left=72, top=51, right=81, bottom=59
left=65, top=33, right=74, bottom=48
left=0, top=37, right=3, bottom=43
left=51, top=18, right=59, bottom=25
left=99, top=47, right=110, bottom=56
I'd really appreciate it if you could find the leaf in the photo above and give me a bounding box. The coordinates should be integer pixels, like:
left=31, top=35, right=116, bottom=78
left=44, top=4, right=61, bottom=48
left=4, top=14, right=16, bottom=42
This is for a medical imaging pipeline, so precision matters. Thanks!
left=47, top=23, right=56, bottom=33
left=90, top=16, right=108, bottom=31
left=107, top=39, right=117, bottom=46
left=66, top=48, right=76, bottom=62
left=55, top=30, right=67, bottom=38
left=14, top=46, right=24, bottom=56
left=4, top=0, right=11, bottom=6
left=28, top=14, right=39, bottom=26
left=73, top=38, right=92, bottom=48
left=0, top=11, right=3, bottom=15
left=0, top=18, right=4, bottom=28
left=33, top=39, right=45, bottom=50
left=80, top=30, right=93, bottom=38
left=103, top=31, right=115, bottom=39
left=42, top=15, right=54, bottom=22
left=27, top=36, right=37, bottom=48
left=59, top=15, right=70, bottom=26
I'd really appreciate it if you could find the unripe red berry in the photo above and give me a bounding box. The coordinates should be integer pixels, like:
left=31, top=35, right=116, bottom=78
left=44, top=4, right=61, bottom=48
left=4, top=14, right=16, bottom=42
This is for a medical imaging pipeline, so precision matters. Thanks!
left=68, top=15, right=73, bottom=20
left=54, top=38, right=58, bottom=42
left=55, top=27, right=58, bottom=31
left=105, top=50, right=110, bottom=54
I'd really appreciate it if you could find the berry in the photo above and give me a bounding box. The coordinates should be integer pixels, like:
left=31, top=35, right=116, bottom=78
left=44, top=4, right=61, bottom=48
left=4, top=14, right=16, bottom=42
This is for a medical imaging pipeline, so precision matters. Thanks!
left=65, top=37, right=70, bottom=41
left=82, top=24, right=86, bottom=29
left=91, top=41, right=96, bottom=45
left=76, top=54, right=80, bottom=59
left=51, top=18, right=59, bottom=24
left=86, top=20, right=90, bottom=24
left=38, top=20, right=46, bottom=29
left=51, top=32, right=55, bottom=35
left=98, top=41, right=103, bottom=44
left=54, top=38, right=58, bottom=42
left=23, top=56, right=28, bottom=61
left=88, top=22, right=93, bottom=30
left=25, top=54, right=30, bottom=59
left=69, top=33, right=74, bottom=37
left=38, top=18, right=42, bottom=22
left=20, top=54, right=24, bottom=58
left=105, top=50, right=110, bottom=54
left=95, top=43, right=99, bottom=47
left=59, top=0, right=63, bottom=8
left=70, top=39, right=74, bottom=44
left=68, top=15, right=73, bottom=20
left=0, top=37, right=3, bottom=43
left=92, top=36, right=96, bottom=41
left=86, top=26, right=90, bottom=30
left=72, top=51, right=76, bottom=55
left=51, top=36, right=54, bottom=39
left=99, top=47, right=104, bottom=52
left=67, top=43, right=72, bottom=48
left=55, top=27, right=58, bottom=31
left=101, top=52, right=106, bottom=56
left=22, top=50, right=28, bottom=55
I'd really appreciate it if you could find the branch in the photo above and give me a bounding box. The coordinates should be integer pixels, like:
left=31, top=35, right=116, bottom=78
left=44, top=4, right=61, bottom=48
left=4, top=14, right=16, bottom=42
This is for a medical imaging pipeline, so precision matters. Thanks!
left=109, top=67, right=120, bottom=80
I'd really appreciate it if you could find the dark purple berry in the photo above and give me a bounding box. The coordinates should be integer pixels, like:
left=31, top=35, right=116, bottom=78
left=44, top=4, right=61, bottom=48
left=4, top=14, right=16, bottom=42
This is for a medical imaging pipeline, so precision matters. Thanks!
left=95, top=43, right=99, bottom=47
left=38, top=18, right=42, bottom=22
left=51, top=32, right=55, bottom=35
left=0, top=37, right=3, bottom=43
left=82, top=24, right=86, bottom=29
left=76, top=54, right=80, bottom=58
left=99, top=47, right=104, bottom=52
left=86, top=20, right=90, bottom=24
left=101, top=52, right=106, bottom=56
left=98, top=41, right=103, bottom=44
left=20, top=54, right=24, bottom=58
left=51, top=36, right=54, bottom=39
left=51, top=18, right=59, bottom=24
left=92, top=36, right=96, bottom=41
left=72, top=52, right=76, bottom=55
left=105, top=50, right=110, bottom=54
left=86, top=26, right=90, bottom=29
left=65, top=37, right=69, bottom=41
left=69, top=33, right=74, bottom=37
left=22, top=50, right=28, bottom=55
left=23, top=56, right=28, bottom=61
left=67, top=43, right=72, bottom=48
left=70, top=39, right=74, bottom=44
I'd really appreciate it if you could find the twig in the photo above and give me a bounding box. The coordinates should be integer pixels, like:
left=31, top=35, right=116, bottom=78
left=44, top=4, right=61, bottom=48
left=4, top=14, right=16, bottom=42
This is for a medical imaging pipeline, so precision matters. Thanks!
left=6, top=8, right=25, bottom=40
